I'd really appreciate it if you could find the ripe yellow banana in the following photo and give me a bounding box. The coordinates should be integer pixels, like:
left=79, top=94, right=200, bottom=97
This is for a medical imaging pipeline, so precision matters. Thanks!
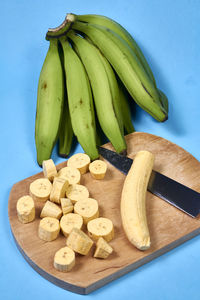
left=67, top=31, right=127, bottom=154
left=120, top=150, right=154, bottom=250
left=59, top=36, right=99, bottom=160
left=35, top=39, right=64, bottom=166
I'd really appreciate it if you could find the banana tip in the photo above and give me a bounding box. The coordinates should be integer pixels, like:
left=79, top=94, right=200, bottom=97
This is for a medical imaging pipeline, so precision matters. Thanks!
left=59, top=153, right=69, bottom=158
left=120, top=149, right=127, bottom=156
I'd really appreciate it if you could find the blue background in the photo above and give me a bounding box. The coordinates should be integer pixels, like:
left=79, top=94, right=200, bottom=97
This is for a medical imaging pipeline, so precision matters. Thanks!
left=1, top=0, right=200, bottom=299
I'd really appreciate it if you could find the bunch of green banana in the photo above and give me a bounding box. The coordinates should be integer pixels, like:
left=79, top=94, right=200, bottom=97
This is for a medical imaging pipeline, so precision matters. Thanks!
left=35, top=13, right=168, bottom=166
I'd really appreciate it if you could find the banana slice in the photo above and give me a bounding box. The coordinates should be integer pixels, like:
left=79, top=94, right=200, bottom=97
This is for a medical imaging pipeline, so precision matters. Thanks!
left=89, top=160, right=107, bottom=180
left=66, top=228, right=93, bottom=255
left=67, top=153, right=90, bottom=174
left=38, top=217, right=60, bottom=241
left=16, top=195, right=35, bottom=224
left=58, top=166, right=81, bottom=185
left=40, top=200, right=62, bottom=219
left=87, top=217, right=114, bottom=242
left=29, top=178, right=52, bottom=202
left=94, top=237, right=113, bottom=259
left=74, top=198, right=99, bottom=224
left=50, top=177, right=69, bottom=204
left=60, top=213, right=83, bottom=237
left=42, top=159, right=57, bottom=182
left=60, top=198, right=74, bottom=215
left=66, top=184, right=89, bottom=204
left=54, top=246, right=75, bottom=272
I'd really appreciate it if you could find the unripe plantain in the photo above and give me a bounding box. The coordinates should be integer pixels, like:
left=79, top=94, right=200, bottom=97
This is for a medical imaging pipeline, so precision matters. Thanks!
left=35, top=39, right=64, bottom=166
left=118, top=80, right=135, bottom=134
left=68, top=31, right=127, bottom=154
left=59, top=36, right=99, bottom=160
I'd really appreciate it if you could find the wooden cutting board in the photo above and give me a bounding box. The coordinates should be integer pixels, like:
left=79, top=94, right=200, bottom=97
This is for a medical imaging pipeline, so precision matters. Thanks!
left=8, top=132, right=200, bottom=294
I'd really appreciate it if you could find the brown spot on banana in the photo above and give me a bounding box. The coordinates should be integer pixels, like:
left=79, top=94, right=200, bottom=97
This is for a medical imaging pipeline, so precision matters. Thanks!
left=42, top=82, right=47, bottom=89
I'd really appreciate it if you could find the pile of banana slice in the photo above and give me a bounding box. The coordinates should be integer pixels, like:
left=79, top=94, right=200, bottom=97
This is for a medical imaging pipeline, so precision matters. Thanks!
left=16, top=154, right=114, bottom=272
left=35, top=13, right=168, bottom=166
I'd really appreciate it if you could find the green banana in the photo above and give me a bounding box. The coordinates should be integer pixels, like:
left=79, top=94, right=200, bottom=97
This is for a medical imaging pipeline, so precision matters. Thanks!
left=58, top=89, right=74, bottom=157
left=67, top=13, right=156, bottom=86
left=118, top=81, right=135, bottom=134
left=69, top=21, right=167, bottom=122
left=35, top=39, right=64, bottom=166
left=67, top=31, right=127, bottom=154
left=59, top=36, right=99, bottom=160
left=91, top=42, right=124, bottom=135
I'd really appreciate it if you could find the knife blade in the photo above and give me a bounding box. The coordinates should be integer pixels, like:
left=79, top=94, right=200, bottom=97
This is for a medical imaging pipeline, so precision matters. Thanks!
left=98, top=146, right=200, bottom=218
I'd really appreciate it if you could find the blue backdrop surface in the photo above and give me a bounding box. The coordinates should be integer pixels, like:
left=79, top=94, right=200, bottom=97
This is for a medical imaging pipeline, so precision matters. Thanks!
left=0, top=0, right=200, bottom=299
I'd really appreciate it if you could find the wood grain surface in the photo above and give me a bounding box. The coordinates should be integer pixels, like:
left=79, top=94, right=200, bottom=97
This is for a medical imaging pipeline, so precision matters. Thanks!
left=8, top=132, right=200, bottom=294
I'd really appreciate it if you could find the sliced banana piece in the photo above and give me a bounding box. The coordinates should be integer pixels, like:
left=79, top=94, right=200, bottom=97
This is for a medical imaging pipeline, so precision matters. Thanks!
left=29, top=178, right=52, bottom=202
left=94, top=237, right=113, bottom=259
left=50, top=177, right=69, bottom=204
left=74, top=198, right=99, bottom=224
left=87, top=217, right=114, bottom=242
left=58, top=166, right=81, bottom=185
left=60, top=213, right=83, bottom=237
left=89, top=160, right=107, bottom=180
left=40, top=200, right=62, bottom=219
left=67, top=153, right=90, bottom=174
left=61, top=198, right=74, bottom=215
left=42, top=159, right=57, bottom=182
left=66, top=184, right=89, bottom=204
left=54, top=246, right=75, bottom=272
left=38, top=217, right=60, bottom=241
left=66, top=228, right=93, bottom=255
left=16, top=195, right=35, bottom=224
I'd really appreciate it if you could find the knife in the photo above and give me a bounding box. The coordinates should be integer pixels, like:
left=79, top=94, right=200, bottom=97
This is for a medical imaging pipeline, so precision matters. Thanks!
left=98, top=146, right=200, bottom=218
